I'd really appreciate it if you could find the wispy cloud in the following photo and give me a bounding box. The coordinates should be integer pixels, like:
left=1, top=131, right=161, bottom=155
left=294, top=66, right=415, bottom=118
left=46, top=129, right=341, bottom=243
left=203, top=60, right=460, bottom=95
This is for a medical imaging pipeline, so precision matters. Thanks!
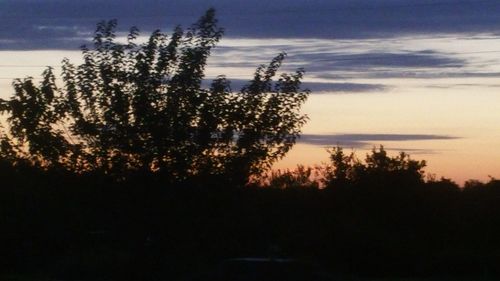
left=294, top=51, right=465, bottom=71
left=206, top=79, right=388, bottom=93
left=302, top=82, right=388, bottom=93
left=299, top=133, right=459, bottom=148
left=316, top=71, right=500, bottom=80
left=208, top=42, right=471, bottom=83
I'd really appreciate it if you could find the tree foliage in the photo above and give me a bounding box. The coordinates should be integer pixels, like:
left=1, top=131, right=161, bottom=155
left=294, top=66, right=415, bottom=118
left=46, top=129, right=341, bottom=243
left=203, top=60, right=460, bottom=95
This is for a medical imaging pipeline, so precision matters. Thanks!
left=263, top=165, right=319, bottom=190
left=0, top=9, right=309, bottom=185
left=321, top=146, right=427, bottom=188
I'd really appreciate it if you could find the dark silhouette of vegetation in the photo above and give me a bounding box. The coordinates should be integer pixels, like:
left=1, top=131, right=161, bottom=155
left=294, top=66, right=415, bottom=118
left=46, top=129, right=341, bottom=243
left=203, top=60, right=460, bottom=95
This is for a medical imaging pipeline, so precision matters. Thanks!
left=2, top=145, right=500, bottom=280
left=2, top=9, right=500, bottom=281
left=0, top=8, right=308, bottom=186
left=322, top=145, right=427, bottom=187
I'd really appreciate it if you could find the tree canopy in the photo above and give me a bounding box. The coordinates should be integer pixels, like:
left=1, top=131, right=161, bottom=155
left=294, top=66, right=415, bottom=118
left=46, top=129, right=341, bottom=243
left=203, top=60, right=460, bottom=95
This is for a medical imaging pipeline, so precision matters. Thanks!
left=0, top=9, right=309, bottom=185
left=322, top=146, right=427, bottom=188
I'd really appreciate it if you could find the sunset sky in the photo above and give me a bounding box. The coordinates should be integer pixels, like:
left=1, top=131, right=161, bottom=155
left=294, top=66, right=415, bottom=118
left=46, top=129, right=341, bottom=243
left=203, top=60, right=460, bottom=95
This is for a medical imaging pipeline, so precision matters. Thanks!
left=1, top=0, right=500, bottom=183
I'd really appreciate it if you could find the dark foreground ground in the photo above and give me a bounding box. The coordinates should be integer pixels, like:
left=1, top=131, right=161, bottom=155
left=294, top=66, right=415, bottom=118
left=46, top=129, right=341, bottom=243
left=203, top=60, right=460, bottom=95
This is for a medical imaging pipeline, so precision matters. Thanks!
left=3, top=168, right=500, bottom=281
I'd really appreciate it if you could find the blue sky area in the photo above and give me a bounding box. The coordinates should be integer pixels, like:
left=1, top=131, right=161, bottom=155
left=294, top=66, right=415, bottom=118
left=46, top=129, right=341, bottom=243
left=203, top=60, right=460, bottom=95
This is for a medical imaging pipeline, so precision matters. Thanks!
left=1, top=0, right=500, bottom=50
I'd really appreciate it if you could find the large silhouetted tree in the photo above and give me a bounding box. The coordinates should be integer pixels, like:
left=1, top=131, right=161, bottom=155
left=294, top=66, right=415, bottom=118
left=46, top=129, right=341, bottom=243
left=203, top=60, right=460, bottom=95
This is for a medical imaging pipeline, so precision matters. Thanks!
left=0, top=9, right=309, bottom=185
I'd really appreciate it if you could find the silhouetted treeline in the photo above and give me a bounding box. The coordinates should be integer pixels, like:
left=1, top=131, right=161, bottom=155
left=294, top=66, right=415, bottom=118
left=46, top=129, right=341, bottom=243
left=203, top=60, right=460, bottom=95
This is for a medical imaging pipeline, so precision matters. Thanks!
left=2, top=147, right=500, bottom=280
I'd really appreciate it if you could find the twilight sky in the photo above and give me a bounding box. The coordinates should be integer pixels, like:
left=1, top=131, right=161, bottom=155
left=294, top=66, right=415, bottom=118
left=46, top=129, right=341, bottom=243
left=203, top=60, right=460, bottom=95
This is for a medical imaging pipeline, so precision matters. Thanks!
left=1, top=0, right=500, bottom=183
left=0, top=0, right=500, bottom=49
left=2, top=0, right=500, bottom=49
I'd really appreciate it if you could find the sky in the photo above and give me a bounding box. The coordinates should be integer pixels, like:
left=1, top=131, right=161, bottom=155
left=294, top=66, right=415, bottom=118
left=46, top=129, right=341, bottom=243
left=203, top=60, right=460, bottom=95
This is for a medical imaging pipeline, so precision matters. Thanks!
left=1, top=0, right=500, bottom=183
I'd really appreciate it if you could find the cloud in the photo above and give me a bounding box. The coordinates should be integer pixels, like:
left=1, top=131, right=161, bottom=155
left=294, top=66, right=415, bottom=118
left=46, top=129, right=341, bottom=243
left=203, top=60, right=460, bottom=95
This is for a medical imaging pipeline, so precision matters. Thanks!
left=2, top=0, right=500, bottom=50
left=208, top=44, right=468, bottom=82
left=425, top=83, right=500, bottom=89
left=298, top=133, right=458, bottom=148
left=293, top=51, right=466, bottom=74
left=302, top=82, right=387, bottom=93
left=314, top=70, right=500, bottom=80
left=208, top=42, right=468, bottom=79
left=202, top=79, right=388, bottom=93
left=384, top=71, right=500, bottom=80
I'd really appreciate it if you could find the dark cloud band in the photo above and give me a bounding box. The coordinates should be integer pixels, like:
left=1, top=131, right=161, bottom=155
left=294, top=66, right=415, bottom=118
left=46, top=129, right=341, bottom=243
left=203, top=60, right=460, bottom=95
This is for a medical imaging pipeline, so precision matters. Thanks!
left=2, top=0, right=500, bottom=50
left=299, top=133, right=458, bottom=147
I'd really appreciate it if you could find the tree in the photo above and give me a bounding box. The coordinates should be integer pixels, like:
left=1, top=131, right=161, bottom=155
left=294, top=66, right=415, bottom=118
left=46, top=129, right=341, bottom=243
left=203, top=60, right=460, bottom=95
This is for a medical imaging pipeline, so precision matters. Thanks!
left=322, top=146, right=426, bottom=187
left=0, top=9, right=309, bottom=185
left=321, top=146, right=356, bottom=187
left=264, top=165, right=319, bottom=189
